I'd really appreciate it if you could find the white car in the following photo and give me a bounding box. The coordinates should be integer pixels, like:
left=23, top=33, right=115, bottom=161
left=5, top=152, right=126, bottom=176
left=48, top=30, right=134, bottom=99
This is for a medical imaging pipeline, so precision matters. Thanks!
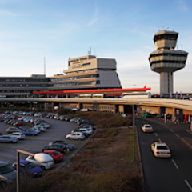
left=26, top=153, right=54, bottom=170
left=34, top=125, right=46, bottom=132
left=142, top=124, right=153, bottom=133
left=151, top=142, right=171, bottom=158
left=66, top=131, right=85, bottom=140
left=76, top=128, right=93, bottom=136
left=0, top=135, right=18, bottom=143
left=9, top=132, right=26, bottom=140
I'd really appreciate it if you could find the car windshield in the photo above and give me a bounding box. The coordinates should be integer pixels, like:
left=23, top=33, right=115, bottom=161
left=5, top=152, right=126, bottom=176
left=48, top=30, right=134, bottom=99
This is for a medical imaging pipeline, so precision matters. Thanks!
left=0, top=164, right=14, bottom=174
left=157, top=146, right=168, bottom=150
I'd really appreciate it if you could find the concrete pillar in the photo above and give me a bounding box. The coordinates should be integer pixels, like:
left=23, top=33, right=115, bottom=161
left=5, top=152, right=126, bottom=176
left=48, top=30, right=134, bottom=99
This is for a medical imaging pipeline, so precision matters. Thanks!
left=160, top=72, right=173, bottom=97
left=44, top=103, right=49, bottom=112
left=118, top=105, right=124, bottom=114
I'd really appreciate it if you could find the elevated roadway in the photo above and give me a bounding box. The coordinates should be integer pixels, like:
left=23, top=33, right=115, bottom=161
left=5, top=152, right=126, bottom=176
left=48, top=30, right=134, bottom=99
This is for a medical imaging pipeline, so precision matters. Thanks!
left=0, top=97, right=192, bottom=111
left=0, top=97, right=192, bottom=120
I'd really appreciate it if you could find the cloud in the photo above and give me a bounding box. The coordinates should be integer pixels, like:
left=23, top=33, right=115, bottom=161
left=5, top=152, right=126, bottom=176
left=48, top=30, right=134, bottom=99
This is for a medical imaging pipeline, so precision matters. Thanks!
left=87, top=1, right=99, bottom=26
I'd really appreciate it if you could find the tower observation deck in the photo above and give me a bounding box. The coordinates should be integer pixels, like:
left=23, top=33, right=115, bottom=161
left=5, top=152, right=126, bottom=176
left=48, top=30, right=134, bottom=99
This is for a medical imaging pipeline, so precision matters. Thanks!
left=149, top=30, right=188, bottom=97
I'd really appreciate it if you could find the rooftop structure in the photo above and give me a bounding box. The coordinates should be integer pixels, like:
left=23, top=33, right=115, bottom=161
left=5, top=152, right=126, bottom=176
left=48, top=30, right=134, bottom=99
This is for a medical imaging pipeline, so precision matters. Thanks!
left=149, top=30, right=188, bottom=97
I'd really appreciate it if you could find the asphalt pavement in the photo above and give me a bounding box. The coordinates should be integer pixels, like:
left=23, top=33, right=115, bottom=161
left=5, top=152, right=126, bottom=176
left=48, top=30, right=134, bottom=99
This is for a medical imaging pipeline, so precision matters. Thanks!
left=136, top=117, right=192, bottom=192
left=0, top=118, right=78, bottom=162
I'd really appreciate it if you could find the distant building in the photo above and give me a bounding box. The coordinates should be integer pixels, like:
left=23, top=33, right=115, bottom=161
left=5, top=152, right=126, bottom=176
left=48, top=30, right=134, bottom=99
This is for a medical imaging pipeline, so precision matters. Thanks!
left=52, top=55, right=121, bottom=90
left=0, top=55, right=122, bottom=98
left=0, top=74, right=52, bottom=98
left=149, top=30, right=188, bottom=97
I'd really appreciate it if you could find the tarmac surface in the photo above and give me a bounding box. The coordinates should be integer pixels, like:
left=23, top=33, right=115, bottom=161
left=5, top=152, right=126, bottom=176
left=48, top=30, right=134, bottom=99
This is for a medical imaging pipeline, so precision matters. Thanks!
left=137, top=117, right=192, bottom=192
left=0, top=118, right=78, bottom=162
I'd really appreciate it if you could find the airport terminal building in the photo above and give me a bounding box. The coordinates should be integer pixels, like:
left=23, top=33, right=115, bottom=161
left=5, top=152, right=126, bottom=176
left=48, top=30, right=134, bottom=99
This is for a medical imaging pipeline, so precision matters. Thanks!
left=0, top=55, right=122, bottom=98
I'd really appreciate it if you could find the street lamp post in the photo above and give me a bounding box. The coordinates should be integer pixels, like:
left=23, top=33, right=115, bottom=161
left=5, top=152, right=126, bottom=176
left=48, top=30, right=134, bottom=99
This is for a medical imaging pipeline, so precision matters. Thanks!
left=132, top=105, right=135, bottom=128
left=16, top=151, right=20, bottom=192
left=16, top=150, right=34, bottom=192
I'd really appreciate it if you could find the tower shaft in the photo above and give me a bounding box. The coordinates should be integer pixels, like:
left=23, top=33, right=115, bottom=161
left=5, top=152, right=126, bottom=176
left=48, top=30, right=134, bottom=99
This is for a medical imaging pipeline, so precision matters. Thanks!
left=160, top=72, right=173, bottom=97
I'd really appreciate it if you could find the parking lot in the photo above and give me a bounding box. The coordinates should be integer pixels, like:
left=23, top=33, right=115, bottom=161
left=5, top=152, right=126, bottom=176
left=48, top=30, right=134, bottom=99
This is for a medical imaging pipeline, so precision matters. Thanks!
left=0, top=118, right=78, bottom=162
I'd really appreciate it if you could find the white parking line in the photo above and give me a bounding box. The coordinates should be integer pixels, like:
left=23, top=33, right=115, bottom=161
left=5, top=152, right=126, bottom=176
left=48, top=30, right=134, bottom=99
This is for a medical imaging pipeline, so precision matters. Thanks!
left=184, top=179, right=192, bottom=192
left=171, top=159, right=179, bottom=169
left=154, top=133, right=158, bottom=137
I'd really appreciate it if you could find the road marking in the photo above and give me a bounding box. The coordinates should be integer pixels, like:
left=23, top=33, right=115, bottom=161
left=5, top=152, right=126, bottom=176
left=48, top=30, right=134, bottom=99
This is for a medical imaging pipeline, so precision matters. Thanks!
left=184, top=180, right=192, bottom=192
left=175, top=133, right=180, bottom=138
left=171, top=159, right=179, bottom=169
left=180, top=138, right=192, bottom=150
left=154, top=133, right=158, bottom=137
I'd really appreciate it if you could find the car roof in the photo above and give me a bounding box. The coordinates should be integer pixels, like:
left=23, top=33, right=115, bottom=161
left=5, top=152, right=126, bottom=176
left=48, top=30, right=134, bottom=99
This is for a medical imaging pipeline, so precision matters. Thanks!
left=153, top=142, right=167, bottom=146
left=43, top=150, right=55, bottom=153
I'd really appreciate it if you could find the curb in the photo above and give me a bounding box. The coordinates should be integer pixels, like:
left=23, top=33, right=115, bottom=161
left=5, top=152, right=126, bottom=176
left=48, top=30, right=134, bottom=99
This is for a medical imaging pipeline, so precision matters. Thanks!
left=134, top=124, right=147, bottom=192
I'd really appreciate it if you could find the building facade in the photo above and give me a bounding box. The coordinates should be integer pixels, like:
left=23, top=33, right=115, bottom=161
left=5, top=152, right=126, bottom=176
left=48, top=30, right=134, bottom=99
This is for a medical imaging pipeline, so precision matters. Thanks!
left=0, top=55, right=122, bottom=98
left=52, top=55, right=121, bottom=90
left=0, top=74, right=52, bottom=98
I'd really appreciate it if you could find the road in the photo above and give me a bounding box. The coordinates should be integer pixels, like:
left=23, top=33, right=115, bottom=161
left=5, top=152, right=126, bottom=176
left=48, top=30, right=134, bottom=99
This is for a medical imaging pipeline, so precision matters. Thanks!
left=0, top=118, right=78, bottom=162
left=136, top=118, right=192, bottom=192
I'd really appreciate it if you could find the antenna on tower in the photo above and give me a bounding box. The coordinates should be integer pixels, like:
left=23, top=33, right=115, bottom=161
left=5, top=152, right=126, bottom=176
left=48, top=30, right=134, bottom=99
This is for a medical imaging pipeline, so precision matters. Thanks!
left=43, top=56, right=46, bottom=76
left=88, top=47, right=92, bottom=55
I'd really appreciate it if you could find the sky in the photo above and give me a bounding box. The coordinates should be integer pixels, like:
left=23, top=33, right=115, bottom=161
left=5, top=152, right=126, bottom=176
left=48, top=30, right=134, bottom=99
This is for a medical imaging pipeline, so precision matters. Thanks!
left=0, top=0, right=192, bottom=93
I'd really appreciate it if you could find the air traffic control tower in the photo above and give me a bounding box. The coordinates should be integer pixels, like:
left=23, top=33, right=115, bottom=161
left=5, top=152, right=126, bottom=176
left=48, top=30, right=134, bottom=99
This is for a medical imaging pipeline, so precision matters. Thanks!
left=149, top=30, right=188, bottom=97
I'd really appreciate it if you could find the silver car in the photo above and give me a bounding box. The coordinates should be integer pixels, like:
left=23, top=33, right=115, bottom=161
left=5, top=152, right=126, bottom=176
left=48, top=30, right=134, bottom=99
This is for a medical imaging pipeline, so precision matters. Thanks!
left=9, top=132, right=26, bottom=140
left=0, top=135, right=18, bottom=143
left=0, top=161, right=16, bottom=183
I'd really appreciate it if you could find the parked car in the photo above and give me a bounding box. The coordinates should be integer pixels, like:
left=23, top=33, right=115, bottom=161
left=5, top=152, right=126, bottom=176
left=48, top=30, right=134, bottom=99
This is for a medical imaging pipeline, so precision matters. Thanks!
left=0, top=161, right=16, bottom=183
left=42, top=144, right=67, bottom=153
left=76, top=127, right=93, bottom=136
left=13, top=121, right=25, bottom=127
left=6, top=127, right=20, bottom=134
left=70, top=117, right=81, bottom=123
left=35, top=125, right=46, bottom=132
left=42, top=150, right=64, bottom=163
left=48, top=140, right=76, bottom=151
left=31, top=126, right=43, bottom=133
left=151, top=142, right=171, bottom=158
left=0, top=135, right=18, bottom=143
left=39, top=122, right=51, bottom=129
left=8, top=132, right=26, bottom=140
left=141, top=124, right=154, bottom=133
left=66, top=131, right=85, bottom=140
left=24, top=129, right=39, bottom=136
left=13, top=159, right=43, bottom=177
left=26, top=153, right=54, bottom=170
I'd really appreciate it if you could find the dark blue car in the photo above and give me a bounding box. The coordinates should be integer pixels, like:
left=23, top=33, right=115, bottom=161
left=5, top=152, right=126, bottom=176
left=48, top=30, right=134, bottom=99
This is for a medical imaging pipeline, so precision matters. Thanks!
left=23, top=129, right=39, bottom=136
left=19, top=159, right=43, bottom=177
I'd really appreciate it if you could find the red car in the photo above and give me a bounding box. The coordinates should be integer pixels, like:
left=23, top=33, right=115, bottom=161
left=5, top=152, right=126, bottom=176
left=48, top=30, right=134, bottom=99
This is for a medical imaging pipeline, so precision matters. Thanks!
left=42, top=150, right=64, bottom=163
